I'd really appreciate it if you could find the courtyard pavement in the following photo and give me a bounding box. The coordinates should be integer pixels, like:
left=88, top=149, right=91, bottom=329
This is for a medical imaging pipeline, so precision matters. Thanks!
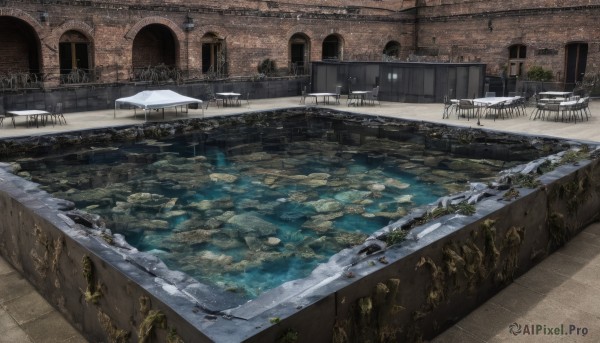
left=0, top=95, right=599, bottom=342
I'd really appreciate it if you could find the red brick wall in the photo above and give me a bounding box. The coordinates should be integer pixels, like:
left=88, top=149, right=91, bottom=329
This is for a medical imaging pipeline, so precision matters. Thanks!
left=0, top=1, right=598, bottom=86
left=416, top=1, right=600, bottom=80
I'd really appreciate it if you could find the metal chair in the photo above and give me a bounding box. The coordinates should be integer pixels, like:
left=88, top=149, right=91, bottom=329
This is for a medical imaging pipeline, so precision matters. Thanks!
left=367, top=86, right=380, bottom=106
left=299, top=86, right=307, bottom=104
left=48, top=102, right=67, bottom=125
left=205, top=93, right=224, bottom=109
left=442, top=95, right=457, bottom=119
left=334, top=86, right=342, bottom=104
left=457, top=99, right=476, bottom=120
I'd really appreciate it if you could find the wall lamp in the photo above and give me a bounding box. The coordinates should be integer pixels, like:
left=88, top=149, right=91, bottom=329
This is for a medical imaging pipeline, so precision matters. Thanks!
left=183, top=15, right=195, bottom=32
left=40, top=11, right=49, bottom=23
left=488, top=19, right=493, bottom=32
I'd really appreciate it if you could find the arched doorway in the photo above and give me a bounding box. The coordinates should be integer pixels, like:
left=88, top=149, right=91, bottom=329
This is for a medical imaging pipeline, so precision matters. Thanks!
left=565, top=42, right=588, bottom=88
left=132, top=24, right=177, bottom=67
left=201, top=32, right=226, bottom=77
left=322, top=34, right=342, bottom=61
left=289, top=33, right=310, bottom=75
left=383, top=41, right=401, bottom=61
left=59, top=30, right=92, bottom=83
left=0, top=16, right=41, bottom=86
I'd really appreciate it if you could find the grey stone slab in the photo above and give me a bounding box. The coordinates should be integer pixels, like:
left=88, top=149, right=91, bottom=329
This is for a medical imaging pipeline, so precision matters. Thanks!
left=514, top=266, right=570, bottom=296
left=556, top=238, right=600, bottom=264
left=538, top=252, right=600, bottom=290
left=63, top=335, right=90, bottom=343
left=4, top=289, right=55, bottom=325
left=583, top=222, right=600, bottom=237
left=546, top=278, right=600, bottom=317
left=21, top=311, right=85, bottom=343
left=431, top=325, right=485, bottom=343
left=567, top=231, right=600, bottom=248
left=0, top=258, right=15, bottom=276
left=0, top=273, right=36, bottom=305
left=555, top=305, right=600, bottom=342
left=488, top=283, right=549, bottom=315
left=488, top=299, right=584, bottom=343
left=0, top=325, right=33, bottom=343
left=0, top=308, right=19, bottom=333
left=536, top=251, right=586, bottom=276
left=447, top=302, right=517, bottom=342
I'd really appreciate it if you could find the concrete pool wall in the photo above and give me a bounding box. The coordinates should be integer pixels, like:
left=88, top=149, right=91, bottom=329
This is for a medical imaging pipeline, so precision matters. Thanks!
left=0, top=111, right=599, bottom=342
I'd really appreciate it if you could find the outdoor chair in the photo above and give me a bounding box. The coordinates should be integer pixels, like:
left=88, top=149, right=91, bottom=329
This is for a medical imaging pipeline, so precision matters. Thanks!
left=485, top=100, right=507, bottom=121
left=580, top=97, right=591, bottom=120
left=457, top=99, right=476, bottom=120
left=334, top=85, right=342, bottom=104
left=236, top=92, right=250, bottom=107
left=299, top=86, right=307, bottom=104
left=442, top=95, right=457, bottom=119
left=205, top=94, right=224, bottom=109
left=544, top=103, right=561, bottom=121
left=367, top=86, right=380, bottom=106
left=48, top=102, right=66, bottom=125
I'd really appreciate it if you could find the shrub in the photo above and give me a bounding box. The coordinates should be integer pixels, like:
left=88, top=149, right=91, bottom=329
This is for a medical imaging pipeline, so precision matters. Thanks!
left=257, top=58, right=277, bottom=76
left=527, top=66, right=553, bottom=81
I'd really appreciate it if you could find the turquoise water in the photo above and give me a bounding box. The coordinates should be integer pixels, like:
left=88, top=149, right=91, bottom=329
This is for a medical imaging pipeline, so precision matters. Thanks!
left=13, top=114, right=526, bottom=298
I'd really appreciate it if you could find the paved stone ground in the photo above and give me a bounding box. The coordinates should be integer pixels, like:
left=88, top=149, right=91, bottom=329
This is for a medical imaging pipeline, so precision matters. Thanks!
left=0, top=96, right=599, bottom=342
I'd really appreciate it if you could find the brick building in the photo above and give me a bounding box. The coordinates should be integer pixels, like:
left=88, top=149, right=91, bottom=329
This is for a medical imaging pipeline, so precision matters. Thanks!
left=0, top=1, right=598, bottom=89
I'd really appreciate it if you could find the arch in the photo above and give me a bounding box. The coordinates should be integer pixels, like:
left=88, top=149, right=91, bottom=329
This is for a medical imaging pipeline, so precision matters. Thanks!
left=131, top=23, right=179, bottom=69
left=289, top=33, right=310, bottom=75
left=201, top=32, right=227, bottom=76
left=383, top=41, right=401, bottom=61
left=125, top=16, right=184, bottom=42
left=52, top=20, right=94, bottom=39
left=0, top=15, right=43, bottom=77
left=322, top=34, right=343, bottom=61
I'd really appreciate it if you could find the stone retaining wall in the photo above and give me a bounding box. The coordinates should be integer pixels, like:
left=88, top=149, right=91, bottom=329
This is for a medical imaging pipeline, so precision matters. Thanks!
left=0, top=112, right=599, bottom=342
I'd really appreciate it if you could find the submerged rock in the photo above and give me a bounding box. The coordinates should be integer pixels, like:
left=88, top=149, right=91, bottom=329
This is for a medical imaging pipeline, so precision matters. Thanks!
left=384, top=178, right=410, bottom=190
left=209, top=173, right=239, bottom=183
left=266, top=237, right=281, bottom=246
left=227, top=213, right=278, bottom=237
left=307, top=199, right=344, bottom=213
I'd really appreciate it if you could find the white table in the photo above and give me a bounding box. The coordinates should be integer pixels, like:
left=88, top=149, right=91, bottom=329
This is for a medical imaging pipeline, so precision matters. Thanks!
left=537, top=92, right=573, bottom=106
left=6, top=110, right=50, bottom=128
left=216, top=92, right=241, bottom=107
left=539, top=91, right=573, bottom=99
left=306, top=93, right=338, bottom=105
left=473, top=96, right=521, bottom=119
left=348, top=91, right=372, bottom=106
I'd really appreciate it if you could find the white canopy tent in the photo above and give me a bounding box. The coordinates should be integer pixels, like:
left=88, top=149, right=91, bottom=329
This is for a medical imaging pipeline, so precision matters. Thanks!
left=114, top=90, right=203, bottom=121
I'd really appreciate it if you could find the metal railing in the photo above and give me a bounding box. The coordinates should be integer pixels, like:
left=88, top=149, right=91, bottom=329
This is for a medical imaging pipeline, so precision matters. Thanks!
left=0, top=63, right=311, bottom=92
left=0, top=71, right=44, bottom=90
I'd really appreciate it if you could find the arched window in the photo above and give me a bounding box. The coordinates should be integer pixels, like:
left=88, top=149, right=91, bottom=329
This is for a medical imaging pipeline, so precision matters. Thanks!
left=508, top=44, right=526, bottom=77
left=289, top=33, right=310, bottom=75
left=383, top=41, right=401, bottom=61
left=59, top=30, right=92, bottom=83
left=202, top=32, right=226, bottom=76
left=322, top=35, right=342, bottom=61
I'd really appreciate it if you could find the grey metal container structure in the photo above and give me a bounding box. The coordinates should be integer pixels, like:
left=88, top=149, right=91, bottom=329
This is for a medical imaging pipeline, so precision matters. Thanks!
left=311, top=61, right=485, bottom=103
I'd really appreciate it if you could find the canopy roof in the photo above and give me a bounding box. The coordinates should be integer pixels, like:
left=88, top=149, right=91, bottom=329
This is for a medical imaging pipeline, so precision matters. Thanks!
left=115, top=90, right=202, bottom=110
